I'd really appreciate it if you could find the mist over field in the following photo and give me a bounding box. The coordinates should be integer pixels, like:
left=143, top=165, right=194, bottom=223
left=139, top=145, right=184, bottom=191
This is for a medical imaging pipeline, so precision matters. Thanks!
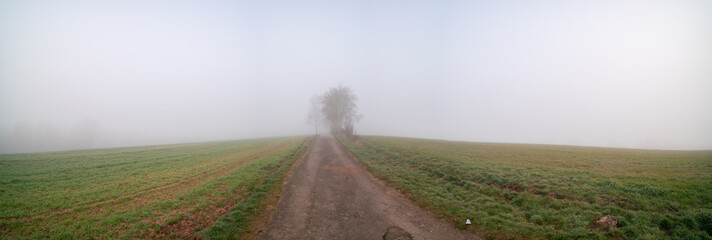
left=1, top=0, right=711, bottom=153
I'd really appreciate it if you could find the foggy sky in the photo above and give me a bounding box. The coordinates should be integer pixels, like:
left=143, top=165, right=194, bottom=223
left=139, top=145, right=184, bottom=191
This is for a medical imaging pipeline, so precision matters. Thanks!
left=1, top=0, right=711, bottom=153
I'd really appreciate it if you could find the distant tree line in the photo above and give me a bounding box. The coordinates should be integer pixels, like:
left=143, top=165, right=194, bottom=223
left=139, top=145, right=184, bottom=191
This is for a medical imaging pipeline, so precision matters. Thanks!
left=0, top=120, right=101, bottom=153
left=307, top=85, right=362, bottom=136
left=0, top=120, right=163, bottom=154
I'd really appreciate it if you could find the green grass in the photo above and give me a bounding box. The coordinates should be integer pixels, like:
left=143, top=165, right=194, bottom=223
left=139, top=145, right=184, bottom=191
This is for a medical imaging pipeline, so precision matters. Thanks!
left=339, top=136, right=712, bottom=239
left=0, top=136, right=312, bottom=239
left=200, top=136, right=312, bottom=239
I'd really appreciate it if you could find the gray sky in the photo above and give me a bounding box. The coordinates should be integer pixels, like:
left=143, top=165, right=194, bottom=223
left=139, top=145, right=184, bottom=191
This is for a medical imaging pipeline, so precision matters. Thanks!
left=1, top=0, right=711, bottom=153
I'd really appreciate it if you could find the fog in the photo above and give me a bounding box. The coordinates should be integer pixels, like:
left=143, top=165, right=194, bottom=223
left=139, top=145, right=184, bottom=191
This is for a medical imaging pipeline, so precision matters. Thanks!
left=1, top=0, right=711, bottom=153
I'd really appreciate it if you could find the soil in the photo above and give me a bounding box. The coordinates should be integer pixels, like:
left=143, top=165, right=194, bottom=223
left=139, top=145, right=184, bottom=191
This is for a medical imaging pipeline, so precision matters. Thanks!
left=8, top=142, right=288, bottom=223
left=256, top=135, right=480, bottom=240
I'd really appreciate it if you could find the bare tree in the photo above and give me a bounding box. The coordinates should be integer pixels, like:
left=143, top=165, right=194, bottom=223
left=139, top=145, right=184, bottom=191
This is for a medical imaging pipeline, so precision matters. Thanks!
left=306, top=95, right=322, bottom=135
left=320, top=85, right=361, bottom=135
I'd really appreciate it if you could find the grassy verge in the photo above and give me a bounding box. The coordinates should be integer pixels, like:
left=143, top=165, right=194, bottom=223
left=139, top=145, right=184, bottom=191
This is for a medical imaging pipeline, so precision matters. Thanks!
left=0, top=136, right=311, bottom=239
left=339, top=136, right=712, bottom=239
left=199, top=136, right=313, bottom=239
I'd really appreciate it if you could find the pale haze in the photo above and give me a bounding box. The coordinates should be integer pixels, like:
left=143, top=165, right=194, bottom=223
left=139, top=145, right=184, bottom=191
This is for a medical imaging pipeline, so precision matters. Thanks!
left=1, top=0, right=711, bottom=153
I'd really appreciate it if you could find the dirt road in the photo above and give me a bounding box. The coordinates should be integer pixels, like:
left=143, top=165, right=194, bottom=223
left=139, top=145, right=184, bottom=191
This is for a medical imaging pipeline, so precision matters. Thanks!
left=257, top=135, right=479, bottom=240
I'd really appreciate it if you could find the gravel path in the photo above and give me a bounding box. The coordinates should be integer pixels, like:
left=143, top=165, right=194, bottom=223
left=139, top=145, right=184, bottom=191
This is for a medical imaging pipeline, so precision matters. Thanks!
left=257, top=135, right=479, bottom=240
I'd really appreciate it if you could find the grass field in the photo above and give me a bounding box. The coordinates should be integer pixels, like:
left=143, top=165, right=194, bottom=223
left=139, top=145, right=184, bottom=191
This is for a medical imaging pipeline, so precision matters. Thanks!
left=339, top=136, right=712, bottom=239
left=0, top=136, right=312, bottom=239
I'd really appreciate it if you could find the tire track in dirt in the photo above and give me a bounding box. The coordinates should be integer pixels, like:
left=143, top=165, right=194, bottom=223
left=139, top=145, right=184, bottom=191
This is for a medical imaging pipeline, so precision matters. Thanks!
left=156, top=138, right=313, bottom=239
left=5, top=141, right=293, bottom=222
left=257, top=135, right=480, bottom=240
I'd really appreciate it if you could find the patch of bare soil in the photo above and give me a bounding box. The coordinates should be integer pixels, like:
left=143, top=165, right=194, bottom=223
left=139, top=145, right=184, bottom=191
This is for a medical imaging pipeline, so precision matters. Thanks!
left=152, top=139, right=308, bottom=239
left=244, top=139, right=314, bottom=239
left=138, top=191, right=241, bottom=240
left=10, top=142, right=292, bottom=239
left=257, top=135, right=480, bottom=240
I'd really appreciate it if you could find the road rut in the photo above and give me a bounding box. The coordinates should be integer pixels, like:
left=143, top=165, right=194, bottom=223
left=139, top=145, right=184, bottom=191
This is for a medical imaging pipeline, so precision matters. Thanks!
left=257, top=135, right=479, bottom=240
